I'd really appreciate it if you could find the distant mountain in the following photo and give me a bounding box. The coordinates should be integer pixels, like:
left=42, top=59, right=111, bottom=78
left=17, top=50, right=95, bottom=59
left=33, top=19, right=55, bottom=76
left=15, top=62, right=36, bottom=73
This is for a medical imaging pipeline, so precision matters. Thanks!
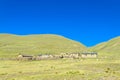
left=0, top=34, right=86, bottom=58
left=89, top=36, right=120, bottom=59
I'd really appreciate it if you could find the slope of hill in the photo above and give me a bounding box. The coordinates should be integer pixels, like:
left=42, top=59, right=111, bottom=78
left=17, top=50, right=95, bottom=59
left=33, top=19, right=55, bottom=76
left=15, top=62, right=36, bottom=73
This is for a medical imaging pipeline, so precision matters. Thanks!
left=0, top=34, right=86, bottom=58
left=90, top=36, right=120, bottom=59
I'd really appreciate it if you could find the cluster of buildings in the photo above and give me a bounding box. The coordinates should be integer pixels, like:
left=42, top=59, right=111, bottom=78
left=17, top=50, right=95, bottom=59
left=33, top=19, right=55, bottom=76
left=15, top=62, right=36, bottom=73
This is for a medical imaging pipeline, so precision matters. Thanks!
left=17, top=52, right=98, bottom=61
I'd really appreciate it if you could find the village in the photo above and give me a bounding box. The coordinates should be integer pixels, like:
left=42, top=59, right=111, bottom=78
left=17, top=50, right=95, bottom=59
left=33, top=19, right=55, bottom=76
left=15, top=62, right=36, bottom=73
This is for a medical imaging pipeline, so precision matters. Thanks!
left=17, top=52, right=98, bottom=61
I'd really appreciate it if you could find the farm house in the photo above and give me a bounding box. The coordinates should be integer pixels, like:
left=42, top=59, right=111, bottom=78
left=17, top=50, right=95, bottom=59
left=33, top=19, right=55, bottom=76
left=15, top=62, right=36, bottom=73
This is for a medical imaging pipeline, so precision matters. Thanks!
left=81, top=52, right=98, bottom=58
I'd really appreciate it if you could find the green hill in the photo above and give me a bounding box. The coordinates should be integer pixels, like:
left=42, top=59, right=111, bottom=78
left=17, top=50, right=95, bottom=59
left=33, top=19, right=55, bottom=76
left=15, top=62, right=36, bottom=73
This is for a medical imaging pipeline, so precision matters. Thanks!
left=0, top=34, right=86, bottom=58
left=89, top=36, right=120, bottom=59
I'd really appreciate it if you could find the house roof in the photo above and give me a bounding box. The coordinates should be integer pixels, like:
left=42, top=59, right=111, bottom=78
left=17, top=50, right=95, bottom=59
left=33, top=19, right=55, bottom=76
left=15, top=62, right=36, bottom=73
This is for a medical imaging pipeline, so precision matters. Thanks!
left=82, top=52, right=97, bottom=55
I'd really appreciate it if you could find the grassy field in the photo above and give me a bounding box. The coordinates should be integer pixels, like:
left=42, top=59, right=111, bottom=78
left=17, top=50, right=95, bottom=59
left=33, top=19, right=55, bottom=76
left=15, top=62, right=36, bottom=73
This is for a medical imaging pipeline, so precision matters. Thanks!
left=0, top=58, right=120, bottom=80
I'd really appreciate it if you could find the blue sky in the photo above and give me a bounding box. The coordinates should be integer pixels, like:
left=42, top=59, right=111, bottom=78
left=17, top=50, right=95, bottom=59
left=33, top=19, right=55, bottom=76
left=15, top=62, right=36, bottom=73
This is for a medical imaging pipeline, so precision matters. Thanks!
left=0, top=0, right=120, bottom=47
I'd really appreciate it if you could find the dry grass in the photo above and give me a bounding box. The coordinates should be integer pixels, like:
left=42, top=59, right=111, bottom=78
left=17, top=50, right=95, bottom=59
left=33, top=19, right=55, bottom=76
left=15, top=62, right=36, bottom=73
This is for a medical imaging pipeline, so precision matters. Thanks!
left=0, top=59, right=120, bottom=80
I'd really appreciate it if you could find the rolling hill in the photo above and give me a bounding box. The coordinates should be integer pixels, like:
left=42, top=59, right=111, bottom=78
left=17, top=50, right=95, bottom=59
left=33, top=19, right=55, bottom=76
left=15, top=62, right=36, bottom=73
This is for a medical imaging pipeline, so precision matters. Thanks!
left=0, top=34, right=86, bottom=58
left=89, top=36, right=120, bottom=59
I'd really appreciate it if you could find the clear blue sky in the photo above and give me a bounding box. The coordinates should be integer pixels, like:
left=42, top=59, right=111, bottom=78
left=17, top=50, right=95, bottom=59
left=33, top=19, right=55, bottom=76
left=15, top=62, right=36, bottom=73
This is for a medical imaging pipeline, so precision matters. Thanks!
left=0, top=0, right=120, bottom=47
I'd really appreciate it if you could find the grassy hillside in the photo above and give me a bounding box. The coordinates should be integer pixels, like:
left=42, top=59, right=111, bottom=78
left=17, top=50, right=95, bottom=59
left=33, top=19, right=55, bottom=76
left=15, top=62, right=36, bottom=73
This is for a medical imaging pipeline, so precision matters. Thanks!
left=0, top=34, right=86, bottom=58
left=0, top=34, right=120, bottom=80
left=89, top=36, right=120, bottom=59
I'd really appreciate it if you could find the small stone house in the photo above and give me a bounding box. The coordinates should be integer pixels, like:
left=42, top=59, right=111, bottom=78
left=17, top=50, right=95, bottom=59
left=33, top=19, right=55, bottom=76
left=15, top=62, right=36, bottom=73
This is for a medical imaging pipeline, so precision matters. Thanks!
left=17, top=54, right=33, bottom=60
left=35, top=54, right=54, bottom=60
left=81, top=52, right=98, bottom=58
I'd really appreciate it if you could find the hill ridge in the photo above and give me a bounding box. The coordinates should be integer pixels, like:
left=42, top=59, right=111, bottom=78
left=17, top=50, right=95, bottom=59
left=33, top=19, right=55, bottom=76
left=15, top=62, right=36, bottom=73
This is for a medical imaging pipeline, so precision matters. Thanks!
left=0, top=33, right=86, bottom=58
left=89, top=36, right=120, bottom=56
